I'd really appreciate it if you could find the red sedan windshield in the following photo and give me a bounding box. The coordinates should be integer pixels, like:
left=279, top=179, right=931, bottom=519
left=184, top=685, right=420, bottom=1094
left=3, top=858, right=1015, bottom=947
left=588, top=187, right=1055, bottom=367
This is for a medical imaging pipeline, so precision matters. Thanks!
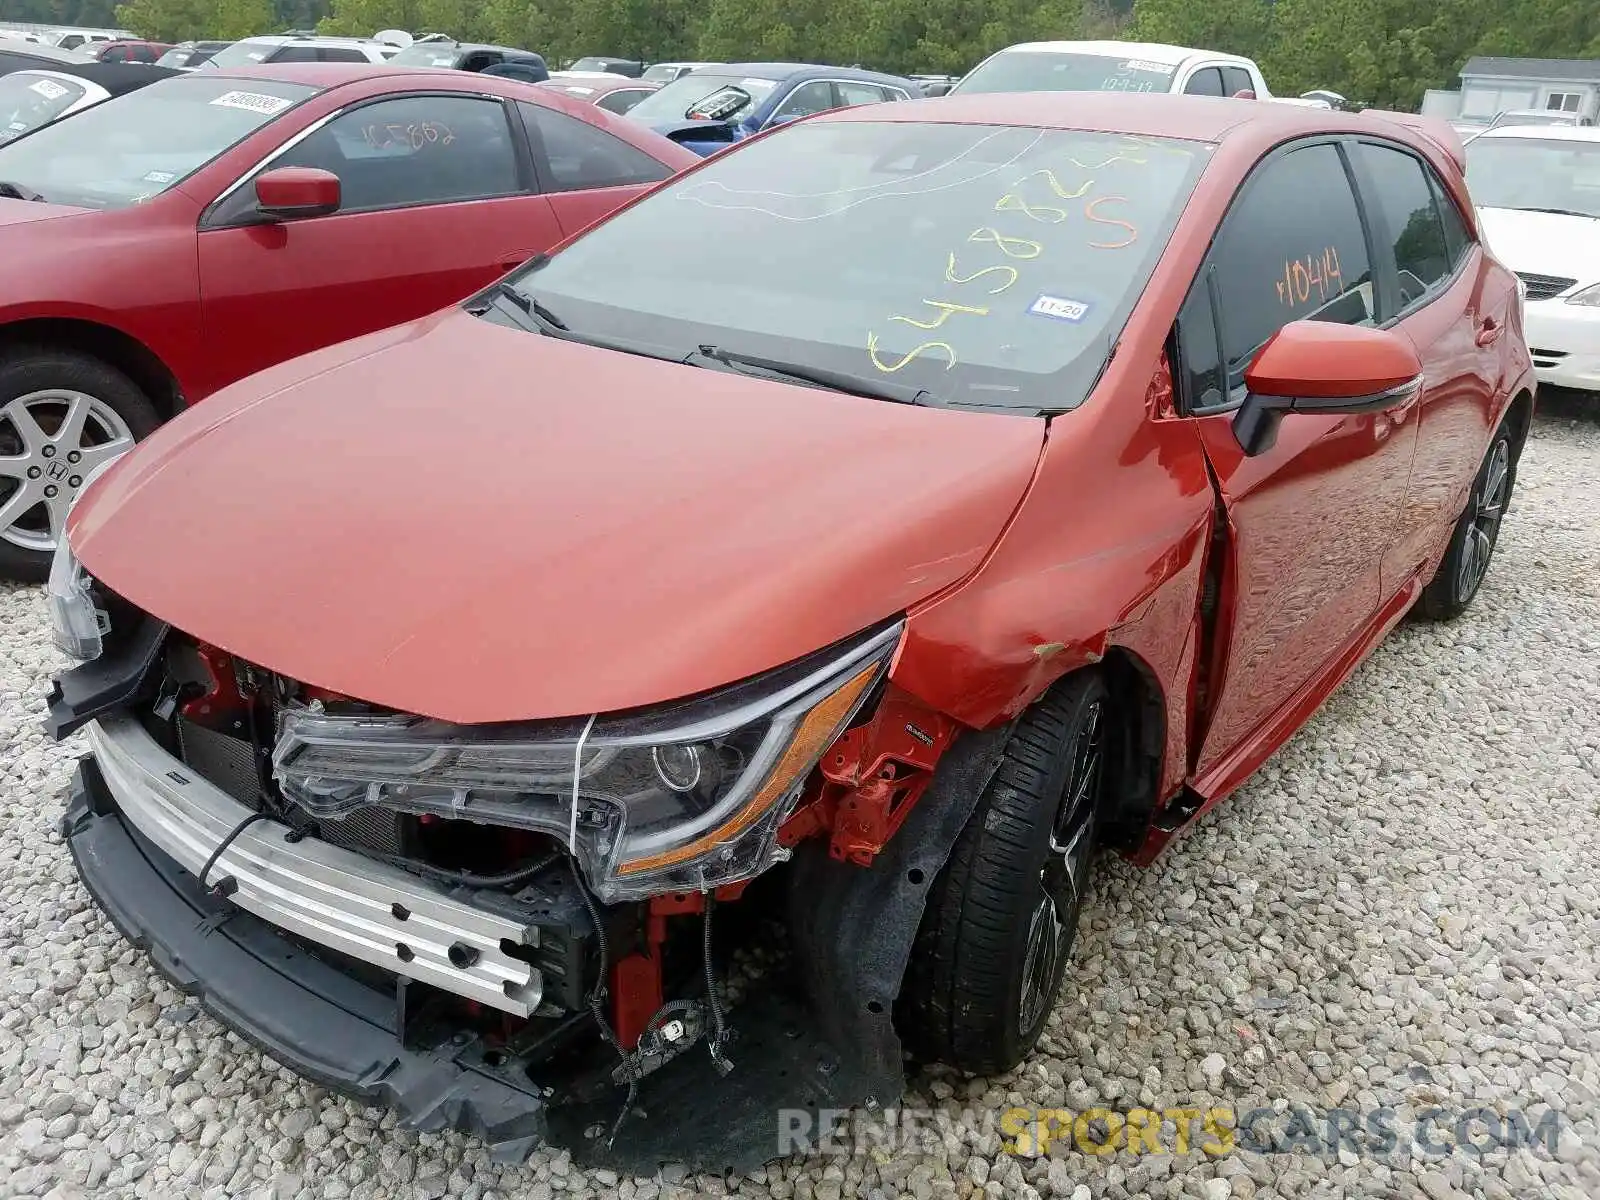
left=506, top=120, right=1210, bottom=413
left=0, top=74, right=318, bottom=208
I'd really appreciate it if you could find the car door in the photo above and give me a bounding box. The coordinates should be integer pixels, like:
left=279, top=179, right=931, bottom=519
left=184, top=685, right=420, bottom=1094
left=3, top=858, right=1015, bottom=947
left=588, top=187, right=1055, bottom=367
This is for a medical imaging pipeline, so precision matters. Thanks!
left=515, top=99, right=675, bottom=237
left=1345, top=139, right=1505, bottom=590
left=1172, top=138, right=1420, bottom=787
left=196, top=91, right=562, bottom=386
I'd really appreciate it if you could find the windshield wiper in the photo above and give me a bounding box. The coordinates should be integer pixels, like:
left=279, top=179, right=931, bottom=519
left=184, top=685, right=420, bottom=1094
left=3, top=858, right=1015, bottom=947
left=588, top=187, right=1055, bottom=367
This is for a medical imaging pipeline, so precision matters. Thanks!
left=0, top=181, right=45, bottom=202
left=464, top=280, right=572, bottom=336
left=687, top=344, right=935, bottom=406
left=1520, top=206, right=1598, bottom=219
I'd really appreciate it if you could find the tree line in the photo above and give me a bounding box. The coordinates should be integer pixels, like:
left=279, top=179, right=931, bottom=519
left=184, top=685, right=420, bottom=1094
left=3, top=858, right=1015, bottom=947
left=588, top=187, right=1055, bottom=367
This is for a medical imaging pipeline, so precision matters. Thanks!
left=8, top=0, right=1597, bottom=110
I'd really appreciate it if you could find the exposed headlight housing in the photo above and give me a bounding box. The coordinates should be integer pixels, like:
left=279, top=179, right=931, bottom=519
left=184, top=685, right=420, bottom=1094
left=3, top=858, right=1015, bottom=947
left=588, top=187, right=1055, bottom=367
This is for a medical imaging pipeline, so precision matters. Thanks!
left=272, top=621, right=901, bottom=902
left=46, top=455, right=128, bottom=660
left=1564, top=282, right=1600, bottom=307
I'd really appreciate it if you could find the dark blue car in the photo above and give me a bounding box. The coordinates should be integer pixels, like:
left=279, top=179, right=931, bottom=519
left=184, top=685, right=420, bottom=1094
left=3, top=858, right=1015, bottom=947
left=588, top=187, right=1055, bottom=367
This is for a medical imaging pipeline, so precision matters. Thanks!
left=623, top=62, right=918, bottom=156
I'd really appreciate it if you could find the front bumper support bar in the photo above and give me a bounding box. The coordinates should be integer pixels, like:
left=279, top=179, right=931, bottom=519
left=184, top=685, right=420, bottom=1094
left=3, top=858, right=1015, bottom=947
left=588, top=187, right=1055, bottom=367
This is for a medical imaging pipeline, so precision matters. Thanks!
left=61, top=757, right=550, bottom=1161
left=85, top=714, right=541, bottom=1015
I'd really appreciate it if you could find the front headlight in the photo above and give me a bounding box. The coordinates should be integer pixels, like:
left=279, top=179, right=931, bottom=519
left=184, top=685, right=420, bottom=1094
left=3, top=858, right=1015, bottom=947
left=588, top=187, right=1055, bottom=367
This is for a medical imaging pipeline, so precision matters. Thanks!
left=46, top=455, right=128, bottom=660
left=272, top=621, right=901, bottom=902
left=1564, top=282, right=1600, bottom=306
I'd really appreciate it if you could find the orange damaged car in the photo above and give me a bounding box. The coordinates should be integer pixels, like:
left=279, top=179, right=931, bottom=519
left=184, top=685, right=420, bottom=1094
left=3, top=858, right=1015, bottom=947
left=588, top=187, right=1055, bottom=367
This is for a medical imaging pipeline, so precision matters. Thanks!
left=47, top=93, right=1532, bottom=1170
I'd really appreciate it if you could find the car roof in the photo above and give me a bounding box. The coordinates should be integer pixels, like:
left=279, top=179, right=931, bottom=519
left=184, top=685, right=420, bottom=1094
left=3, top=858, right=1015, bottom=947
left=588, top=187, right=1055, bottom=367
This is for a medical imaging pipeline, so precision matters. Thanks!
left=203, top=62, right=401, bottom=87
left=986, top=40, right=1246, bottom=67
left=11, top=60, right=181, bottom=91
left=820, top=91, right=1446, bottom=149
left=716, top=61, right=915, bottom=85
left=1477, top=123, right=1600, bottom=142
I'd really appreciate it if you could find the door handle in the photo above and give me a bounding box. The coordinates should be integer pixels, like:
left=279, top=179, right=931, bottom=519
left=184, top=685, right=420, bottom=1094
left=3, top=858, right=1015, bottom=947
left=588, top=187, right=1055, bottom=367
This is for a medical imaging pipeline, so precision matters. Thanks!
left=1475, top=316, right=1502, bottom=347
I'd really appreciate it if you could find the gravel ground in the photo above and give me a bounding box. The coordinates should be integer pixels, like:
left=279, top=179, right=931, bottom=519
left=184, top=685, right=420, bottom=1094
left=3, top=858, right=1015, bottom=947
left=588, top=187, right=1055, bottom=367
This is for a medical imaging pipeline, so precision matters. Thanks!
left=0, top=400, right=1597, bottom=1200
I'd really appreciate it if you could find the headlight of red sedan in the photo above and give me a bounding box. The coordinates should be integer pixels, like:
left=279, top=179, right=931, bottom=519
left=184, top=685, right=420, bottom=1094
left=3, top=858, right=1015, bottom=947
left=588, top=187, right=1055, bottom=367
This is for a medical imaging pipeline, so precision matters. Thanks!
left=272, top=622, right=899, bottom=901
left=46, top=455, right=128, bottom=660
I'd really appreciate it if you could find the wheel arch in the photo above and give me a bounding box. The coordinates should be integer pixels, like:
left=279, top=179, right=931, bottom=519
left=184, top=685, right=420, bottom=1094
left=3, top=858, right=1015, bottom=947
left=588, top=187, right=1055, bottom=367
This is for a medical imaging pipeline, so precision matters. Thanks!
left=1096, top=646, right=1170, bottom=855
left=0, top=318, right=184, bottom=423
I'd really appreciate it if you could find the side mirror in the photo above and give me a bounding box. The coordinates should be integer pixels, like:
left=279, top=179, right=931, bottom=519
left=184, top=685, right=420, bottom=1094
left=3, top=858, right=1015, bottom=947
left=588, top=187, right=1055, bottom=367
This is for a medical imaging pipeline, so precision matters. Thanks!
left=254, top=167, right=341, bottom=221
left=1232, top=321, right=1423, bottom=456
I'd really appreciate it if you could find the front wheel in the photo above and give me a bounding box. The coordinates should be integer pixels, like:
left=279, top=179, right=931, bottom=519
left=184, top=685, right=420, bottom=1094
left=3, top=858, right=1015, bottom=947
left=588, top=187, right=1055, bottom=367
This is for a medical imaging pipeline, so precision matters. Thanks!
left=898, top=672, right=1110, bottom=1075
left=1416, top=422, right=1516, bottom=621
left=0, top=349, right=159, bottom=582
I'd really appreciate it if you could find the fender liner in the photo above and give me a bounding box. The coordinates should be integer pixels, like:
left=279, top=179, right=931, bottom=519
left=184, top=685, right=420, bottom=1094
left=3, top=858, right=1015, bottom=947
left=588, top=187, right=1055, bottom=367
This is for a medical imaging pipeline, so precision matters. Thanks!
left=785, top=721, right=1014, bottom=1111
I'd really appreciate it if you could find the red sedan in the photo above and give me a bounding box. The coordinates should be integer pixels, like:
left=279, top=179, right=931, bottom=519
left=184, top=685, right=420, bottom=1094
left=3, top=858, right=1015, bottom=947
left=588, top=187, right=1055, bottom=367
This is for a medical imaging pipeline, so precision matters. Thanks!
left=0, top=63, right=697, bottom=578
left=51, top=94, right=1531, bottom=1168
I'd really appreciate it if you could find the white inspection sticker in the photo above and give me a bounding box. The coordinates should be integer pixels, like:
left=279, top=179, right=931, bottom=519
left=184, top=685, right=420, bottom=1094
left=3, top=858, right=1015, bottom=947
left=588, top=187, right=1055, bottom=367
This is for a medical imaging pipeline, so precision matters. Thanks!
left=1122, top=58, right=1176, bottom=74
left=1028, top=294, right=1092, bottom=322
left=142, top=170, right=176, bottom=184
left=209, top=90, right=293, bottom=116
left=29, top=78, right=70, bottom=100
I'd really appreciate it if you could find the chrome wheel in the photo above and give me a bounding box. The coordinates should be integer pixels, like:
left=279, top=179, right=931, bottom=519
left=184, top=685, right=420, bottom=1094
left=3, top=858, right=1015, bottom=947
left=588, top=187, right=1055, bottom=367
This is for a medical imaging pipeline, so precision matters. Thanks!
left=1456, top=437, right=1510, bottom=602
left=0, top=390, right=134, bottom=552
left=1018, top=699, right=1103, bottom=1033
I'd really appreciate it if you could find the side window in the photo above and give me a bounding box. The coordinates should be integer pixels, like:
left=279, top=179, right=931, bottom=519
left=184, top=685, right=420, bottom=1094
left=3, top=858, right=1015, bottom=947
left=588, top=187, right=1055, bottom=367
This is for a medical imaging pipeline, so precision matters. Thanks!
left=102, top=45, right=126, bottom=61
left=319, top=47, right=369, bottom=63
left=273, top=46, right=320, bottom=63
left=1430, top=173, right=1471, bottom=268
left=770, top=81, right=836, bottom=123
left=595, top=89, right=648, bottom=115
left=273, top=95, right=520, bottom=212
left=837, top=81, right=885, bottom=107
left=519, top=101, right=671, bottom=191
left=1353, top=142, right=1451, bottom=311
left=1210, top=143, right=1375, bottom=384
left=1221, top=66, right=1255, bottom=97
left=1184, top=67, right=1224, bottom=96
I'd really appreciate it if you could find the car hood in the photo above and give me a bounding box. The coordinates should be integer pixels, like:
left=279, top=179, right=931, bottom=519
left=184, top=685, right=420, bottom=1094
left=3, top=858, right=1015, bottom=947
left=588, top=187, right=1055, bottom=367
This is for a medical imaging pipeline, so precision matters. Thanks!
left=0, top=196, right=95, bottom=227
left=72, top=309, right=1045, bottom=724
left=1476, top=206, right=1600, bottom=287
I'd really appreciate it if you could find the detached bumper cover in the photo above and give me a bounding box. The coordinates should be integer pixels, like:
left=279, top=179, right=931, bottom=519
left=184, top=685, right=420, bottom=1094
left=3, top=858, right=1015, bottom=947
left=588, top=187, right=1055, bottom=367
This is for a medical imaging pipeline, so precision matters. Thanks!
left=61, top=756, right=550, bottom=1162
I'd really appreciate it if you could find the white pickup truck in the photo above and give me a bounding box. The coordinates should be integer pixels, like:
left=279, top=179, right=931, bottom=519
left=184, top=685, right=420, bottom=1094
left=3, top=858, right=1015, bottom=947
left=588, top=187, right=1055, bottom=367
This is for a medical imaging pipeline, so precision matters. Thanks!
left=950, top=39, right=1272, bottom=100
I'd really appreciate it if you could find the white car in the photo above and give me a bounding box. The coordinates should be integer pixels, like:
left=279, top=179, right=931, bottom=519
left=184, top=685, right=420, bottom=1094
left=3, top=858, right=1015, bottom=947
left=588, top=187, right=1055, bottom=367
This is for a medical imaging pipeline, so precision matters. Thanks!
left=1466, top=124, right=1600, bottom=392
left=949, top=40, right=1271, bottom=100
left=196, top=34, right=400, bottom=69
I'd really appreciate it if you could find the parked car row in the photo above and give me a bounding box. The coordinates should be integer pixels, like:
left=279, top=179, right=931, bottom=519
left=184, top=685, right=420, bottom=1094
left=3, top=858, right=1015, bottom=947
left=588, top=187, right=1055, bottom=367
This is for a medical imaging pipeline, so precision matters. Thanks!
left=35, top=77, right=1535, bottom=1174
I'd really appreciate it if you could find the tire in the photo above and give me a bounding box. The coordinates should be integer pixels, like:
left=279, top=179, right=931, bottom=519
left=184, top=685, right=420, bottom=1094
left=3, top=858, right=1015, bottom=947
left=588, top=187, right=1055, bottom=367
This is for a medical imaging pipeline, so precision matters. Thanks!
left=0, top=348, right=160, bottom=582
left=1416, top=421, right=1516, bottom=621
left=898, top=671, right=1110, bottom=1075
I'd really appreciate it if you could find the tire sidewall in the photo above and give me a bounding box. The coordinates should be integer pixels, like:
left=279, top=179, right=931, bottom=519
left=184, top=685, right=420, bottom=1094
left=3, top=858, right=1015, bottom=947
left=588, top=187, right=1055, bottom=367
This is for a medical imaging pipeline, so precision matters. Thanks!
left=1003, top=676, right=1108, bottom=1056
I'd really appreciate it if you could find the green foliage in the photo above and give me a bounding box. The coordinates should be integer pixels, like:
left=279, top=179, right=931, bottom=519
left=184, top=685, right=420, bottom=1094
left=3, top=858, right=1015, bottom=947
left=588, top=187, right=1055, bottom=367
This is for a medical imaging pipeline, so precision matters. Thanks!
left=18, top=0, right=1600, bottom=107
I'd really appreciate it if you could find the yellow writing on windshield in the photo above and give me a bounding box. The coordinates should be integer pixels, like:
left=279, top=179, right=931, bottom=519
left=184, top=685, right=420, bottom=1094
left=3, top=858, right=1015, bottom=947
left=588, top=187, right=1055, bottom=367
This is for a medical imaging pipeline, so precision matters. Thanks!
left=867, top=331, right=956, bottom=372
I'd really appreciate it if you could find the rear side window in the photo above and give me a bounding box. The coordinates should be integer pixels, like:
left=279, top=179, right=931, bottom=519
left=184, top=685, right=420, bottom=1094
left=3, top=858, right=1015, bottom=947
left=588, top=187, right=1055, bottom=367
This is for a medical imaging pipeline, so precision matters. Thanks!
left=1210, top=142, right=1375, bottom=377
left=272, top=46, right=320, bottom=63
left=319, top=47, right=369, bottom=63
left=595, top=89, right=649, bottom=115
left=520, top=101, right=670, bottom=191
left=1353, top=142, right=1452, bottom=310
left=837, top=81, right=887, bottom=106
left=1222, top=66, right=1254, bottom=96
left=1184, top=68, right=1224, bottom=96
